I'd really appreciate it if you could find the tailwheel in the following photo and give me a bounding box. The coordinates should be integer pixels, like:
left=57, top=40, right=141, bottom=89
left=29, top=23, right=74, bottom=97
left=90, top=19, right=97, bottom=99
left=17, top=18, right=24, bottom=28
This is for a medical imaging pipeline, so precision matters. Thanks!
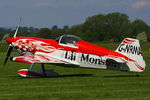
left=17, top=64, right=59, bottom=78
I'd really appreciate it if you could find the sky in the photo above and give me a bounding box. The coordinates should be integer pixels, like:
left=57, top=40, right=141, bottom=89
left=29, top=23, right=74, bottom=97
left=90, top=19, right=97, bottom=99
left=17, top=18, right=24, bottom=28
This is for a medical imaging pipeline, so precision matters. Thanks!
left=0, top=0, right=150, bottom=28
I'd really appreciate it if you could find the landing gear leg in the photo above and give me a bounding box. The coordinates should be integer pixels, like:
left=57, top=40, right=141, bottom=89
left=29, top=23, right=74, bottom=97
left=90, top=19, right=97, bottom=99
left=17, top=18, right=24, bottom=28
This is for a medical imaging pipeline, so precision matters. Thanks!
left=18, top=64, right=59, bottom=78
left=29, top=64, right=34, bottom=71
left=41, top=63, right=47, bottom=77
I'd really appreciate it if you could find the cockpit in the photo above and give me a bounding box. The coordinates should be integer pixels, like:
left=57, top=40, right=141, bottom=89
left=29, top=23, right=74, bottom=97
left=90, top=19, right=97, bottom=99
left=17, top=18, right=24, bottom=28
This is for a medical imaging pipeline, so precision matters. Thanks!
left=56, top=35, right=81, bottom=44
left=55, top=35, right=81, bottom=48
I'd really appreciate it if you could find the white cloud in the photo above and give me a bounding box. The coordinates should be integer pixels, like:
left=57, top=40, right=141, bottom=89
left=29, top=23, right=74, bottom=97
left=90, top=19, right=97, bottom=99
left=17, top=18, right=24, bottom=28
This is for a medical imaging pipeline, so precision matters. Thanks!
left=132, top=1, right=150, bottom=9
left=35, top=2, right=57, bottom=8
left=71, top=0, right=103, bottom=9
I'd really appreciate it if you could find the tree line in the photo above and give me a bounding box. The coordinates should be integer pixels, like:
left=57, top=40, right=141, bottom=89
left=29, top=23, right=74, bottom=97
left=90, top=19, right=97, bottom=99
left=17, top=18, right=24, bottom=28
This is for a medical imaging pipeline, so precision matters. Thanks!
left=0, top=12, right=150, bottom=42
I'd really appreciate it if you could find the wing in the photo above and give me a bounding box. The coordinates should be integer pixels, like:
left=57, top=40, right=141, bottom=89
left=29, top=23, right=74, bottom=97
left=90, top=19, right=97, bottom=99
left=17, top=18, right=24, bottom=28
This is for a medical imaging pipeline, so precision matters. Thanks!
left=11, top=54, right=68, bottom=64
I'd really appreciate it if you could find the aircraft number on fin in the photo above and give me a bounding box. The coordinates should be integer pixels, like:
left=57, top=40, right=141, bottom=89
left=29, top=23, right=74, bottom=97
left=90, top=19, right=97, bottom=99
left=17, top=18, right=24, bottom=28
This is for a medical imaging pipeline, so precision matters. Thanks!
left=118, top=44, right=141, bottom=55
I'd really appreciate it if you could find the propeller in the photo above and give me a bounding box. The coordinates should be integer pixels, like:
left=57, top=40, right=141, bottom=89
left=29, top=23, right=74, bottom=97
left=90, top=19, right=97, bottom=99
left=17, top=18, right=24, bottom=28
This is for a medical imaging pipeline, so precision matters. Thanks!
left=13, top=17, right=22, bottom=38
left=3, top=44, right=13, bottom=65
left=3, top=17, right=22, bottom=65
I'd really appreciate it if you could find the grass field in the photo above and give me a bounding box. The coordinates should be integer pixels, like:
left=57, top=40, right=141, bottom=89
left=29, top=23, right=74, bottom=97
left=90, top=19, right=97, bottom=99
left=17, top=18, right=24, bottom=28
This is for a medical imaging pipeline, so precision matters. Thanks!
left=0, top=41, right=150, bottom=100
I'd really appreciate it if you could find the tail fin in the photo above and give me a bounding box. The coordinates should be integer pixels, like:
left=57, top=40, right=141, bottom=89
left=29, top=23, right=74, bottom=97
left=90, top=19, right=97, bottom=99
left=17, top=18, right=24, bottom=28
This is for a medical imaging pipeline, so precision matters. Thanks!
left=116, top=38, right=146, bottom=72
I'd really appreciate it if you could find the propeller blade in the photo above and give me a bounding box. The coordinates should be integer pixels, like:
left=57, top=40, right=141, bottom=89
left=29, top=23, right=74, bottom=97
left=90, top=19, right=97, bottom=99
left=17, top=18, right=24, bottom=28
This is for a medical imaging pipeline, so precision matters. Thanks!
left=3, top=44, right=13, bottom=65
left=14, top=17, right=22, bottom=37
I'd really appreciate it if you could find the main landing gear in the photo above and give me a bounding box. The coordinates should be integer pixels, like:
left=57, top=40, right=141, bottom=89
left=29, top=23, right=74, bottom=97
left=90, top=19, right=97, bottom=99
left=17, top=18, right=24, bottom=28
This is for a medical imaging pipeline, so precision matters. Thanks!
left=18, top=64, right=59, bottom=78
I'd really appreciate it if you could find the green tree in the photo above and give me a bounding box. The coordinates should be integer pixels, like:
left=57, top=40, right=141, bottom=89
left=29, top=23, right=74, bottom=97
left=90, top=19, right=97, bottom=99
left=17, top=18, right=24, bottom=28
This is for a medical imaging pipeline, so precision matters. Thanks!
left=69, top=12, right=133, bottom=42
left=52, top=25, right=59, bottom=30
left=103, top=13, right=131, bottom=41
left=35, top=28, right=51, bottom=39
left=131, top=19, right=149, bottom=39
left=136, top=32, right=147, bottom=42
left=63, top=25, right=69, bottom=30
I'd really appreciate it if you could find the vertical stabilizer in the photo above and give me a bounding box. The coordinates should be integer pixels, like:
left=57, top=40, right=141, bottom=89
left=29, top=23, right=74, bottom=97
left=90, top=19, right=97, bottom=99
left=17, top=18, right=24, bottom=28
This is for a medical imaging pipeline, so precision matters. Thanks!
left=116, top=38, right=146, bottom=72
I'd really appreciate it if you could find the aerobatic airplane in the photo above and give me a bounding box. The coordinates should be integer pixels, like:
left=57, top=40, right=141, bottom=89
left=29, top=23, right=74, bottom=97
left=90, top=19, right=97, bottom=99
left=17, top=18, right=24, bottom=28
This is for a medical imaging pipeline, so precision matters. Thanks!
left=4, top=26, right=146, bottom=77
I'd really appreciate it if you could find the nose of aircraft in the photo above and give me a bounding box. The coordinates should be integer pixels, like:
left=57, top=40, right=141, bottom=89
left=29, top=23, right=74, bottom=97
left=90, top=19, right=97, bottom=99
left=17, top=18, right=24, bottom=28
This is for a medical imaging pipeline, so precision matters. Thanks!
left=5, top=37, right=15, bottom=44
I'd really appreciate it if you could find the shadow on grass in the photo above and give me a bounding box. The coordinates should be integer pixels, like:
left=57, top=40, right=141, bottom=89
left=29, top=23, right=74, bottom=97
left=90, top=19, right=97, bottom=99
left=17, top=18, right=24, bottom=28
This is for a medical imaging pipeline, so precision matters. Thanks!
left=104, top=74, right=141, bottom=78
left=12, top=74, right=144, bottom=79
left=11, top=74, right=94, bottom=79
left=58, top=74, right=93, bottom=77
